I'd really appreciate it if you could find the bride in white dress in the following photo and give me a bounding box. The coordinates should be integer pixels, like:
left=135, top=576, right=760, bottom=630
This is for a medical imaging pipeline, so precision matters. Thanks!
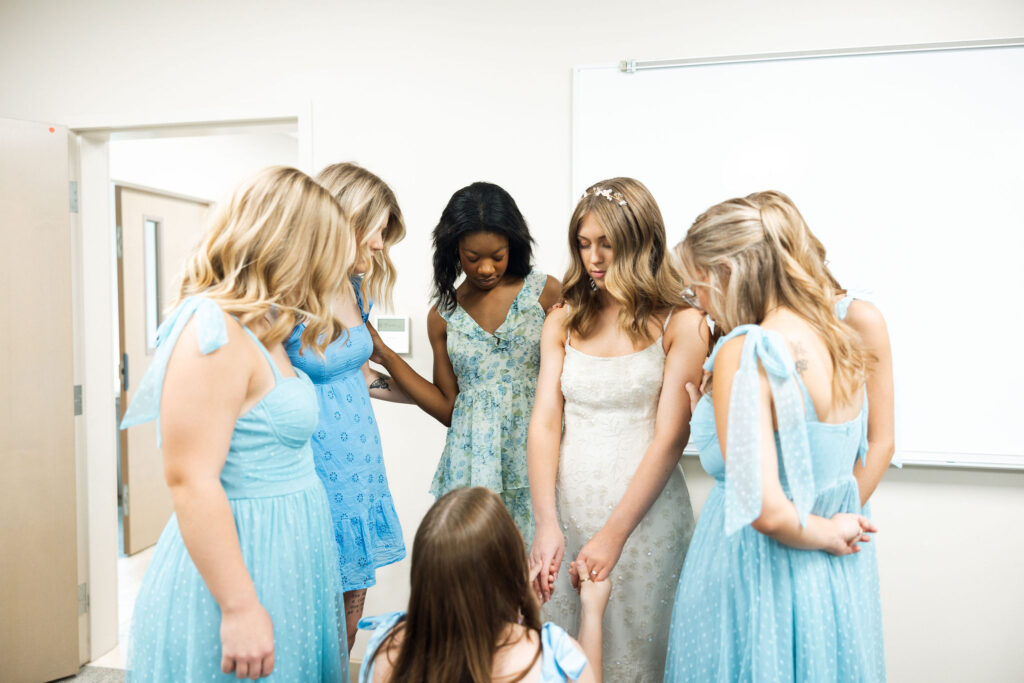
left=528, top=178, right=709, bottom=682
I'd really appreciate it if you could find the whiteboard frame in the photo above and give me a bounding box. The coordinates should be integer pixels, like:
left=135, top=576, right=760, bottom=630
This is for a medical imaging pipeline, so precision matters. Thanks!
left=572, top=39, right=1024, bottom=471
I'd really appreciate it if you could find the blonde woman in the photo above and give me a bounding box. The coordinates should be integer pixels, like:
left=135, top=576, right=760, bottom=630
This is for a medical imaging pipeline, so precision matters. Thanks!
left=664, top=191, right=881, bottom=681
left=527, top=178, right=708, bottom=681
left=120, top=167, right=352, bottom=681
left=285, top=162, right=413, bottom=652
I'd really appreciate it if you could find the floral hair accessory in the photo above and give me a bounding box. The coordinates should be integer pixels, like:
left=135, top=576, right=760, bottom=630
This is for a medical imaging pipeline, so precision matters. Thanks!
left=582, top=187, right=628, bottom=207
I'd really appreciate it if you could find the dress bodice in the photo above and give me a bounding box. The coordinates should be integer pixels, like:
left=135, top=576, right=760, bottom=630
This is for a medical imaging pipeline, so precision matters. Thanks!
left=287, top=277, right=372, bottom=384
left=440, top=269, right=547, bottom=394
left=120, top=296, right=322, bottom=499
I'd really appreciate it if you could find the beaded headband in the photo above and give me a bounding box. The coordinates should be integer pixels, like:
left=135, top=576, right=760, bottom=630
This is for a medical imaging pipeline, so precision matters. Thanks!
left=582, top=187, right=628, bottom=207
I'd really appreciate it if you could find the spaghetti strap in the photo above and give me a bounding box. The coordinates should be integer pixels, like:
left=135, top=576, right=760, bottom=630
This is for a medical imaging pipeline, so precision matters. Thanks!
left=352, top=276, right=372, bottom=323
left=662, top=307, right=675, bottom=331
left=237, top=324, right=285, bottom=383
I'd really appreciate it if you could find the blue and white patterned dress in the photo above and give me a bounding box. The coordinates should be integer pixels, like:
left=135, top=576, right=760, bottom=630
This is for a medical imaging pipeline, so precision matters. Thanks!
left=664, top=325, right=884, bottom=682
left=121, top=297, right=347, bottom=682
left=430, top=269, right=549, bottom=543
left=357, top=611, right=589, bottom=682
left=286, top=278, right=406, bottom=592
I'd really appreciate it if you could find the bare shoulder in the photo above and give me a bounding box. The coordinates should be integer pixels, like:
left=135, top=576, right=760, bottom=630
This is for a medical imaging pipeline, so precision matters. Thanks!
left=427, top=304, right=447, bottom=338
left=371, top=625, right=404, bottom=683
left=842, top=299, right=888, bottom=336
left=665, top=307, right=709, bottom=343
left=167, top=309, right=251, bottom=375
left=712, top=334, right=746, bottom=375
left=541, top=304, right=570, bottom=341
left=538, top=274, right=562, bottom=311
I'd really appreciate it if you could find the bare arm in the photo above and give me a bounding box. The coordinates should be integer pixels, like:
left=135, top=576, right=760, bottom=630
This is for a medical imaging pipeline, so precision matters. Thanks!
left=360, top=354, right=415, bottom=404
left=572, top=309, right=708, bottom=583
left=160, top=315, right=274, bottom=678
left=368, top=308, right=460, bottom=427
left=527, top=308, right=569, bottom=601
left=712, top=337, right=874, bottom=553
left=844, top=301, right=895, bottom=505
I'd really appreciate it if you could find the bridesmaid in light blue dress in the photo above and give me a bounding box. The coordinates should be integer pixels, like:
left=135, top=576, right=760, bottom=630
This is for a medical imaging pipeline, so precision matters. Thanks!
left=121, top=167, right=350, bottom=682
left=665, top=191, right=883, bottom=682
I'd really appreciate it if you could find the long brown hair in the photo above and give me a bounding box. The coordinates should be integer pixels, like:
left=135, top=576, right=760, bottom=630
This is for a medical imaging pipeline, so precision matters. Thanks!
left=315, top=162, right=406, bottom=310
left=677, top=190, right=865, bottom=406
left=563, top=177, right=686, bottom=345
left=174, top=166, right=352, bottom=354
left=379, top=487, right=542, bottom=682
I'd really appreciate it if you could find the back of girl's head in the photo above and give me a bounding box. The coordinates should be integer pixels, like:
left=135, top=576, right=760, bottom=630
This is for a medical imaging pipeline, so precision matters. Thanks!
left=563, top=177, right=685, bottom=344
left=315, top=162, right=406, bottom=309
left=432, top=182, right=534, bottom=313
left=176, top=165, right=352, bottom=354
left=678, top=190, right=864, bottom=404
left=387, top=487, right=541, bottom=682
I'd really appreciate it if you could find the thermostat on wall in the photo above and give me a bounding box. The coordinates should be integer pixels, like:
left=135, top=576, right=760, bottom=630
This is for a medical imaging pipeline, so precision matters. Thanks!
left=373, top=315, right=410, bottom=355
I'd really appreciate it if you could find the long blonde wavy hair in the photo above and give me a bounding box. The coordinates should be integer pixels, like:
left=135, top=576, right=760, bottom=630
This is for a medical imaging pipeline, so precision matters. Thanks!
left=563, top=177, right=686, bottom=345
left=315, top=162, right=406, bottom=310
left=677, top=190, right=865, bottom=405
left=174, top=166, right=354, bottom=354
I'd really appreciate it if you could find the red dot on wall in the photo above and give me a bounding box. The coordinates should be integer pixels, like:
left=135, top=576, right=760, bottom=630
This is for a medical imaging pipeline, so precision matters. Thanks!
left=49, top=127, right=55, bottom=133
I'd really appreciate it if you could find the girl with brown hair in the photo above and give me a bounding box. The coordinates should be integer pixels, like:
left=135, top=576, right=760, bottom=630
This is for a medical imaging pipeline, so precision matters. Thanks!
left=358, top=487, right=610, bottom=682
left=527, top=178, right=709, bottom=681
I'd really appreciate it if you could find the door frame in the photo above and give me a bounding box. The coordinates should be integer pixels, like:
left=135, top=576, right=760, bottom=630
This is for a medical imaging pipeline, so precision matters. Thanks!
left=72, top=102, right=313, bottom=664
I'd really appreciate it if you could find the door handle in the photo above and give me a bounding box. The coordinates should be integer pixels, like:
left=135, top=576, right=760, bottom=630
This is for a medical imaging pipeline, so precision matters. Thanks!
left=122, top=353, right=129, bottom=393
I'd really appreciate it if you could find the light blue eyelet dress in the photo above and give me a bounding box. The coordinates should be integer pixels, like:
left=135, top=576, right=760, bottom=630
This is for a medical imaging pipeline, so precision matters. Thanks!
left=285, top=278, right=406, bottom=592
left=430, top=269, right=549, bottom=544
left=663, top=324, right=884, bottom=682
left=120, top=297, right=347, bottom=682
left=357, top=612, right=589, bottom=682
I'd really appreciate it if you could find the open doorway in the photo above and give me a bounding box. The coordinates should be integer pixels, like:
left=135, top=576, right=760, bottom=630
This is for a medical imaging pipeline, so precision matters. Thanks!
left=89, top=121, right=300, bottom=670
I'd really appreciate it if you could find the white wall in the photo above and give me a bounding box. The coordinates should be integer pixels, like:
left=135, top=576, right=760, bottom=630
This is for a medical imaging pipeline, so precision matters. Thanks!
left=3, top=1, right=1024, bottom=680
left=109, top=131, right=298, bottom=202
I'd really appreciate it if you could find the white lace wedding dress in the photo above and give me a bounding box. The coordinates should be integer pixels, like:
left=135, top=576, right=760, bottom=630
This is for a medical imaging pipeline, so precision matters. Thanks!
left=543, top=331, right=695, bottom=682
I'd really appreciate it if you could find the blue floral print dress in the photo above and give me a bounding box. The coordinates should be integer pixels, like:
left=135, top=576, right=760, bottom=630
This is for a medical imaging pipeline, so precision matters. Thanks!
left=430, top=269, right=548, bottom=543
left=286, top=278, right=405, bottom=592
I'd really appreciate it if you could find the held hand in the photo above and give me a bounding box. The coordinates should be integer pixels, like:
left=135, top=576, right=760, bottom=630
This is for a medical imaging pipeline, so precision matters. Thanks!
left=220, top=600, right=275, bottom=679
left=574, top=560, right=612, bottom=617
left=529, top=523, right=565, bottom=603
left=826, top=513, right=878, bottom=556
left=572, top=528, right=624, bottom=589
left=365, top=322, right=388, bottom=365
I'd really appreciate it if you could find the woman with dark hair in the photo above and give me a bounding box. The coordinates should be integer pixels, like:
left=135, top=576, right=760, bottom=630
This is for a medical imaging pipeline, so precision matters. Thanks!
left=358, top=487, right=609, bottom=682
left=369, top=182, right=560, bottom=543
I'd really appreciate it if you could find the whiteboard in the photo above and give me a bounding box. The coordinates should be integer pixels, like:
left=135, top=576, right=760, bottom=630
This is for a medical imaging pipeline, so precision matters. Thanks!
left=573, top=42, right=1024, bottom=469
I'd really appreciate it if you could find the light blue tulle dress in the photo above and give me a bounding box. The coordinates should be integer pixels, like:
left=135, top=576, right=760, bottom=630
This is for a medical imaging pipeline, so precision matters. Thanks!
left=663, top=324, right=884, bottom=682
left=121, top=297, right=348, bottom=682
left=357, top=612, right=589, bottom=682
left=285, top=279, right=406, bottom=592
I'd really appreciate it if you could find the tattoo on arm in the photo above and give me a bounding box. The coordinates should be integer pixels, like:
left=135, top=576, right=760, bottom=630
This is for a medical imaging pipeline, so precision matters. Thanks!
left=370, top=376, right=391, bottom=391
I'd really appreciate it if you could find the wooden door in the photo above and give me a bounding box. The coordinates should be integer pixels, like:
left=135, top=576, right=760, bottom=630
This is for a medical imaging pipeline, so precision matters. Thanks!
left=0, top=118, right=79, bottom=681
left=116, top=186, right=209, bottom=555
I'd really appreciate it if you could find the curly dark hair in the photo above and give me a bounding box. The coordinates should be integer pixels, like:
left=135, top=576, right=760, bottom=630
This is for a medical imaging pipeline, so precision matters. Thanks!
left=431, top=182, right=534, bottom=313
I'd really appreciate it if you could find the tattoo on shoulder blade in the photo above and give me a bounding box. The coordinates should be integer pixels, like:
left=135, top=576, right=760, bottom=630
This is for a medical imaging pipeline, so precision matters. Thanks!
left=370, top=376, right=391, bottom=391
left=791, top=342, right=809, bottom=375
